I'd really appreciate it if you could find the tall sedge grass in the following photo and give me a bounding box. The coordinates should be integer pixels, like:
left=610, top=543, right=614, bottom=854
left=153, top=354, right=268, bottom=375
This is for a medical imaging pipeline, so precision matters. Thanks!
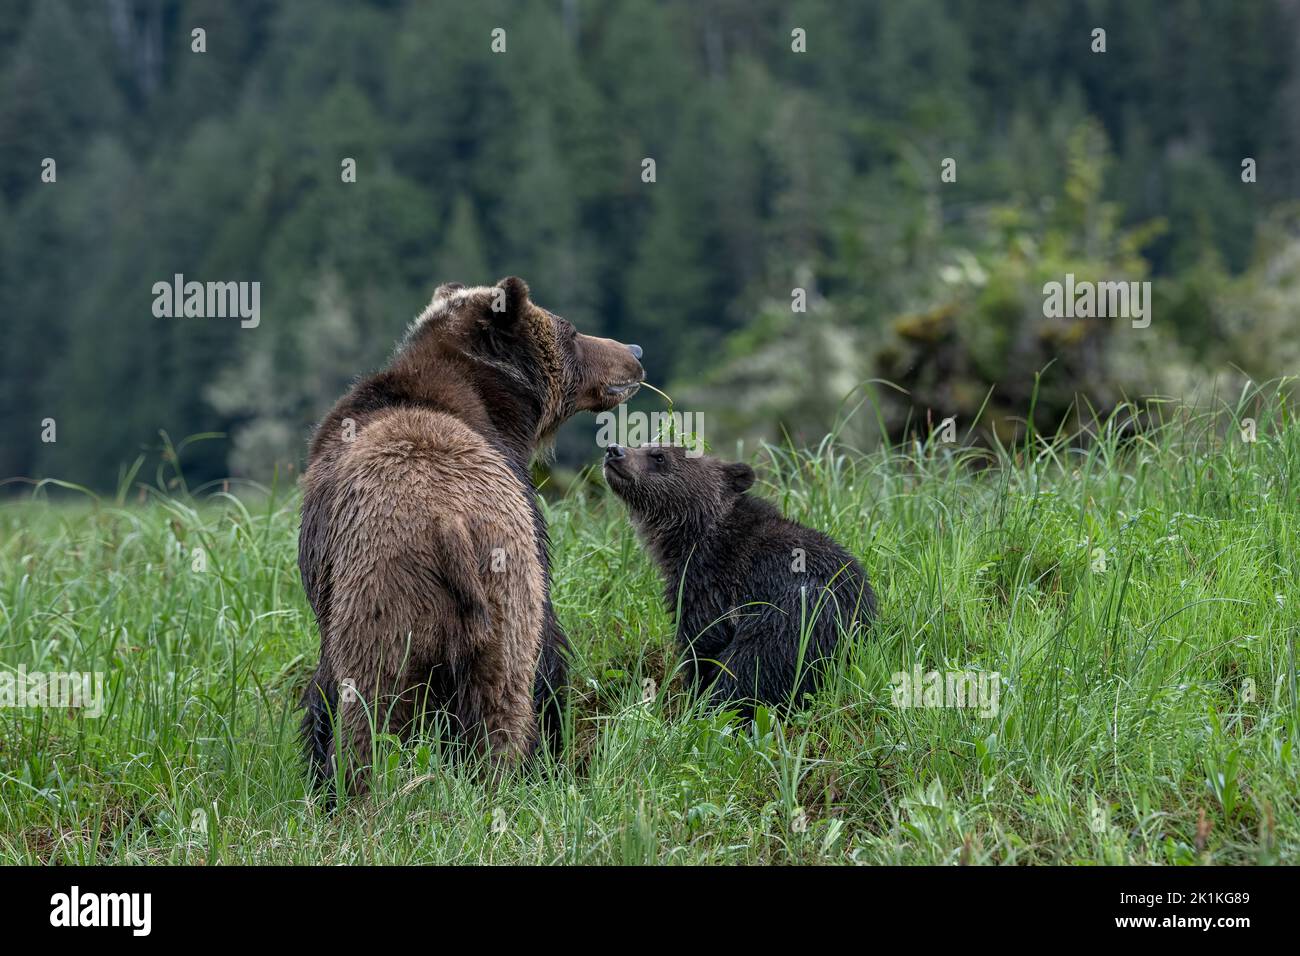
left=0, top=381, right=1295, bottom=863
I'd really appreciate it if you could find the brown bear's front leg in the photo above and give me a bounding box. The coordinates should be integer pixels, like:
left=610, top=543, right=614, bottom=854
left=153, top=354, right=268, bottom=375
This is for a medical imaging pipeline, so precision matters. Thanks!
left=534, top=608, right=568, bottom=755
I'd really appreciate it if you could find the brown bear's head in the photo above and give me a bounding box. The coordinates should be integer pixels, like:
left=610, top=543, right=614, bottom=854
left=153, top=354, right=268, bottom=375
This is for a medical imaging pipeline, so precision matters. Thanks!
left=602, top=443, right=755, bottom=528
left=409, top=276, right=644, bottom=446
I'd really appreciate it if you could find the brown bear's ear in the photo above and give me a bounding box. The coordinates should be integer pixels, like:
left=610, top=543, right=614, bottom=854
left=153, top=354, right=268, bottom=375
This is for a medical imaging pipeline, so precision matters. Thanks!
left=723, top=462, right=755, bottom=494
left=489, top=276, right=530, bottom=326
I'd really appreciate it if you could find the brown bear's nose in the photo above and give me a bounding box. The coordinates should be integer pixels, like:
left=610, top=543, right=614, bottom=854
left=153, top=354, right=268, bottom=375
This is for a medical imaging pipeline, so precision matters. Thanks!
left=627, top=344, right=643, bottom=360
left=605, top=444, right=625, bottom=459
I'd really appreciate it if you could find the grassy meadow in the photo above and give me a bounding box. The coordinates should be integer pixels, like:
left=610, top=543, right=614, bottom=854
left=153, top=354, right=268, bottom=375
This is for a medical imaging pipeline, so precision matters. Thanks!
left=1, top=389, right=1297, bottom=865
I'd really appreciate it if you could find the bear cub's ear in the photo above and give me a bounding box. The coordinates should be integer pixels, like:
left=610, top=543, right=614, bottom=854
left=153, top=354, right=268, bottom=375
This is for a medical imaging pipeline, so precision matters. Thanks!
left=723, top=462, right=755, bottom=494
left=488, top=276, right=531, bottom=326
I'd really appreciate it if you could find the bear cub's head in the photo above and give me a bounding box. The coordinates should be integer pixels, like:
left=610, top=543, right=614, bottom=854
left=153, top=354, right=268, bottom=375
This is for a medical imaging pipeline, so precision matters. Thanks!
left=412, top=276, right=644, bottom=437
left=603, top=443, right=755, bottom=527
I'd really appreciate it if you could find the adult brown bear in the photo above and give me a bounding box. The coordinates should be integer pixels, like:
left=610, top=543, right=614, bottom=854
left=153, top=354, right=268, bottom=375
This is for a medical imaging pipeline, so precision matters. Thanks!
left=299, top=277, right=643, bottom=795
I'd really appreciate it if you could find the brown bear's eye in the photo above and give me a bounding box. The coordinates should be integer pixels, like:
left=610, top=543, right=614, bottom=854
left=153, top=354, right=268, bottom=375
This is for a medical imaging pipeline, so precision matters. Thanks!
left=651, top=451, right=666, bottom=465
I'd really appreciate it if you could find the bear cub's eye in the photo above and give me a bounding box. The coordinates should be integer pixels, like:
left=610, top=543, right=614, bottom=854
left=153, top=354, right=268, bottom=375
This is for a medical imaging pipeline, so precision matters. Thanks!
left=651, top=451, right=667, bottom=465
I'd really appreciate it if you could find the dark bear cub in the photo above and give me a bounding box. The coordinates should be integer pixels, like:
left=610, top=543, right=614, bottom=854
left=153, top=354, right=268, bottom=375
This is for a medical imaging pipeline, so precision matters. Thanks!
left=603, top=444, right=876, bottom=712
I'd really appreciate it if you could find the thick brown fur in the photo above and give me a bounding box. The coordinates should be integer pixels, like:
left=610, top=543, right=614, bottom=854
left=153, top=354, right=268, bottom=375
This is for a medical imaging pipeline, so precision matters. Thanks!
left=299, top=277, right=643, bottom=797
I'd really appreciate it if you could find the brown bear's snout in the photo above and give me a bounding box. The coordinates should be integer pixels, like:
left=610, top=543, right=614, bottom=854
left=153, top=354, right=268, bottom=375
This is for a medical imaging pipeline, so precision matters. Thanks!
left=575, top=334, right=645, bottom=411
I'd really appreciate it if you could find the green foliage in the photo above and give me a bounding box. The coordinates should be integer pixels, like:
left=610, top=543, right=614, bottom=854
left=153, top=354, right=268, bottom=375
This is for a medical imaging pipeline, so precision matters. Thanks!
left=1, top=394, right=1296, bottom=864
left=1, top=0, right=1298, bottom=487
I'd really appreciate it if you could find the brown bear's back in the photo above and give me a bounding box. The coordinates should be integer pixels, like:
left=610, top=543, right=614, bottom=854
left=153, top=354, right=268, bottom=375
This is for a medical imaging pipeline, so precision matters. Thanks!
left=306, top=406, right=545, bottom=743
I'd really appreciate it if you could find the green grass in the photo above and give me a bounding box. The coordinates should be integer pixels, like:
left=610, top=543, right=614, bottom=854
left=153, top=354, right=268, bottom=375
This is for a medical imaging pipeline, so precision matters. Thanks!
left=2, top=387, right=1297, bottom=865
